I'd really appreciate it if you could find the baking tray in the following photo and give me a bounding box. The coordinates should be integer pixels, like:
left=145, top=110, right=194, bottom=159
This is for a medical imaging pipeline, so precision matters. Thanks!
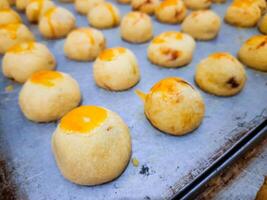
left=0, top=1, right=267, bottom=199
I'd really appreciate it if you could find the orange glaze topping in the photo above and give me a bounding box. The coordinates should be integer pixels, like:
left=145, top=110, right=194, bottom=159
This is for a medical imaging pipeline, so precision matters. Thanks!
left=99, top=47, right=126, bottom=61
left=159, top=0, right=179, bottom=9
left=30, top=70, right=63, bottom=87
left=0, top=23, right=21, bottom=39
left=210, top=52, right=233, bottom=59
left=60, top=106, right=108, bottom=133
left=105, top=3, right=118, bottom=25
left=152, top=32, right=183, bottom=44
left=246, top=35, right=267, bottom=45
left=44, top=7, right=56, bottom=36
left=232, top=0, right=254, bottom=8
left=77, top=28, right=95, bottom=45
left=7, top=41, right=35, bottom=53
left=150, top=77, right=188, bottom=93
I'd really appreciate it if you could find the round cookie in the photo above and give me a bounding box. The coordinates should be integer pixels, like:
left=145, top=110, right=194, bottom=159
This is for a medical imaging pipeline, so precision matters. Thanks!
left=238, top=35, right=267, bottom=72
left=117, top=0, right=131, bottom=4
left=0, top=8, right=21, bottom=25
left=64, top=27, right=106, bottom=61
left=155, top=0, right=187, bottom=24
left=0, top=0, right=10, bottom=9
left=39, top=7, right=75, bottom=39
left=131, top=0, right=160, bottom=15
left=136, top=77, right=205, bottom=135
left=258, top=13, right=267, bottom=34
left=52, top=105, right=131, bottom=185
left=195, top=52, right=246, bottom=96
left=26, top=0, right=55, bottom=23
left=120, top=12, right=153, bottom=43
left=93, top=47, right=140, bottom=91
left=0, top=23, right=35, bottom=54
left=87, top=2, right=120, bottom=29
left=147, top=31, right=196, bottom=68
left=2, top=41, right=56, bottom=83
left=19, top=70, right=81, bottom=122
left=224, top=0, right=261, bottom=27
left=16, top=0, right=30, bottom=11
left=75, top=0, right=105, bottom=15
left=181, top=10, right=221, bottom=40
left=184, top=0, right=212, bottom=10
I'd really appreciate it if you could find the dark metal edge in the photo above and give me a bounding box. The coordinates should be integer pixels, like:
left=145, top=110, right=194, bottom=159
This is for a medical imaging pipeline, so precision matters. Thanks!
left=172, top=119, right=267, bottom=200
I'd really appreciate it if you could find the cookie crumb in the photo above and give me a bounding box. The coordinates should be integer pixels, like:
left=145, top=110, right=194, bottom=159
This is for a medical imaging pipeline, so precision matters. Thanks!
left=132, top=157, right=139, bottom=167
left=5, top=85, right=13, bottom=92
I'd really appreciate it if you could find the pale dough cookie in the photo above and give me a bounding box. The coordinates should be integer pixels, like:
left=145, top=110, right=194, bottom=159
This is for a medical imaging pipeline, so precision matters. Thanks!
left=258, top=13, right=267, bottom=34
left=39, top=7, right=75, bottom=39
left=120, top=12, right=153, bottom=43
left=26, top=0, right=55, bottom=23
left=155, top=0, right=187, bottom=24
left=195, top=52, right=246, bottom=96
left=64, top=27, right=106, bottom=61
left=136, top=77, right=205, bottom=136
left=87, top=2, right=120, bottom=29
left=75, top=0, right=105, bottom=15
left=0, top=8, right=22, bottom=25
left=131, top=0, right=160, bottom=15
left=224, top=0, right=261, bottom=27
left=212, top=0, right=226, bottom=3
left=0, top=0, right=10, bottom=9
left=93, top=47, right=140, bottom=91
left=0, top=23, right=35, bottom=54
left=117, top=0, right=131, bottom=4
left=184, top=0, right=212, bottom=10
left=238, top=35, right=267, bottom=71
left=52, top=105, right=131, bottom=185
left=181, top=10, right=221, bottom=40
left=2, top=41, right=56, bottom=83
left=147, top=31, right=196, bottom=68
left=16, top=0, right=30, bottom=11
left=19, top=70, right=81, bottom=122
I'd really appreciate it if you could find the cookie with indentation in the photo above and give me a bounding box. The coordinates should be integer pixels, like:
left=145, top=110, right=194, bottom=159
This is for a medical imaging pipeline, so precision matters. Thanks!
left=93, top=47, right=140, bottom=91
left=87, top=2, right=120, bottom=29
left=117, top=0, right=131, bottom=4
left=258, top=13, right=267, bottom=34
left=147, top=31, right=196, bottom=68
left=184, top=0, right=212, bottom=10
left=19, top=70, right=81, bottom=122
left=155, top=0, right=187, bottom=24
left=136, top=77, right=205, bottom=135
left=52, top=105, right=131, bottom=185
left=0, top=0, right=10, bottom=9
left=75, top=0, right=105, bottom=15
left=0, top=23, right=35, bottom=54
left=181, top=10, right=221, bottom=40
left=238, top=35, right=267, bottom=71
left=0, top=8, right=21, bottom=25
left=26, top=0, right=55, bottom=23
left=120, top=12, right=153, bottom=43
left=39, top=7, right=75, bottom=39
left=2, top=41, right=56, bottom=83
left=131, top=0, right=160, bottom=15
left=224, top=0, right=262, bottom=27
left=195, top=52, right=246, bottom=96
left=64, top=27, right=105, bottom=61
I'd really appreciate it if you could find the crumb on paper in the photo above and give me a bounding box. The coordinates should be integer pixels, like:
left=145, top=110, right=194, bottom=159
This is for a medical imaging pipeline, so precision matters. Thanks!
left=132, top=157, right=139, bottom=167
left=5, top=85, right=13, bottom=92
